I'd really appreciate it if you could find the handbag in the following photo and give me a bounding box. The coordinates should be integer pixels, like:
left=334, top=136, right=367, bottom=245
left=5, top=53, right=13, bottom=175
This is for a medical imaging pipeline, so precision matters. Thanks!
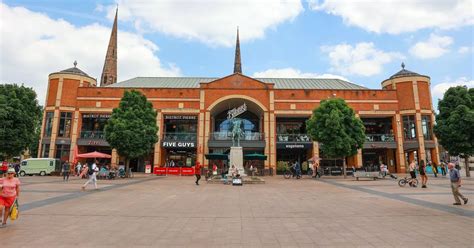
left=9, top=198, right=19, bottom=221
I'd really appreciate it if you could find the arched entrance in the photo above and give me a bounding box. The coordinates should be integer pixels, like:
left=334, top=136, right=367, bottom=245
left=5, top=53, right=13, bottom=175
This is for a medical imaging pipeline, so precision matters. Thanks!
left=206, top=96, right=268, bottom=175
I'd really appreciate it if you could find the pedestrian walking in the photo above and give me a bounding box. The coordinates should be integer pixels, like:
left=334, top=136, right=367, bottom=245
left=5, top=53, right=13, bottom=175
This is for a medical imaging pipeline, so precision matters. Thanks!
left=195, top=162, right=202, bottom=186
left=409, top=161, right=417, bottom=187
left=62, top=160, right=71, bottom=182
left=448, top=162, right=468, bottom=205
left=81, top=161, right=99, bottom=191
left=0, top=168, right=20, bottom=228
left=14, top=163, right=20, bottom=177
left=430, top=161, right=438, bottom=177
left=75, top=162, right=82, bottom=176
left=419, top=160, right=428, bottom=188
left=440, top=161, right=447, bottom=177
left=295, top=161, right=301, bottom=179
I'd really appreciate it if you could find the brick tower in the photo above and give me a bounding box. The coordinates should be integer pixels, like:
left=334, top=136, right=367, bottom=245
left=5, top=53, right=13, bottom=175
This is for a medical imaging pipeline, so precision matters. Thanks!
left=100, top=7, right=118, bottom=86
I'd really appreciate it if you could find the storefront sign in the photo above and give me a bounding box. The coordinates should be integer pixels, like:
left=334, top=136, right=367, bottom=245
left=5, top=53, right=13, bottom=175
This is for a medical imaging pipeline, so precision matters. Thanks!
left=227, top=103, right=247, bottom=120
left=162, top=141, right=196, bottom=148
left=82, top=114, right=111, bottom=118
left=276, top=143, right=312, bottom=149
left=164, top=115, right=197, bottom=120
left=153, top=167, right=195, bottom=176
left=77, top=139, right=110, bottom=147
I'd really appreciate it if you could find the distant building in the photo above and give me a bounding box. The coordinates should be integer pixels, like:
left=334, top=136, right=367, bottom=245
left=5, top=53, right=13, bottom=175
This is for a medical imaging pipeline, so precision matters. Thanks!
left=38, top=10, right=439, bottom=174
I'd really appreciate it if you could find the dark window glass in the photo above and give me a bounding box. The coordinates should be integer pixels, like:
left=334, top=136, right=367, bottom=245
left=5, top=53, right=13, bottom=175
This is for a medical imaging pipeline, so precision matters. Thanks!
left=215, top=111, right=259, bottom=133
left=44, top=112, right=54, bottom=137
left=421, top=115, right=432, bottom=140
left=58, top=112, right=73, bottom=137
left=403, top=115, right=417, bottom=140
left=55, top=144, right=70, bottom=161
left=42, top=144, right=50, bottom=158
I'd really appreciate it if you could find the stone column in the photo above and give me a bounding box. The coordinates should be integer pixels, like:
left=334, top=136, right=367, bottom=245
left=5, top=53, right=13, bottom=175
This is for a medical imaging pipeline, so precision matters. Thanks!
left=48, top=108, right=60, bottom=158
left=269, top=112, right=276, bottom=175
left=153, top=111, right=163, bottom=168
left=394, top=114, right=406, bottom=172
left=111, top=149, right=118, bottom=167
left=197, top=112, right=205, bottom=165
left=68, top=110, right=80, bottom=162
left=263, top=111, right=270, bottom=169
left=204, top=111, right=211, bottom=167
left=415, top=112, right=426, bottom=162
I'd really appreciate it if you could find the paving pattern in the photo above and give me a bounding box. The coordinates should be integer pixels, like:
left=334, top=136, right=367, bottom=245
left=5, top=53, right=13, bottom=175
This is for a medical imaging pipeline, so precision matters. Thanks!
left=0, top=174, right=473, bottom=247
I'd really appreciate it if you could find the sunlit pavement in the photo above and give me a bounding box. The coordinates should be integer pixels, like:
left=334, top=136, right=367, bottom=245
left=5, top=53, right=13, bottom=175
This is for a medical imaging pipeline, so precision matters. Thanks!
left=1, top=173, right=473, bottom=247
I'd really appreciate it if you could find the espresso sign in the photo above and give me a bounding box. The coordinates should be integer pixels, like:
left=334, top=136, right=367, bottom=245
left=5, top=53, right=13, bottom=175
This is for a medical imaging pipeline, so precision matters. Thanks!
left=227, top=103, right=247, bottom=120
left=162, top=141, right=196, bottom=148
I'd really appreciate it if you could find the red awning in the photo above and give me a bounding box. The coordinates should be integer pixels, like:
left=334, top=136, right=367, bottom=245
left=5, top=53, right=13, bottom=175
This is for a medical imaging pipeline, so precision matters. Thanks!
left=76, top=151, right=112, bottom=159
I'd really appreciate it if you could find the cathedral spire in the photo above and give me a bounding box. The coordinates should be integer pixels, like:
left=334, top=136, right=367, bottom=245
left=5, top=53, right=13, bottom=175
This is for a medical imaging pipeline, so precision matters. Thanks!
left=233, top=27, right=242, bottom=74
left=100, top=7, right=118, bottom=86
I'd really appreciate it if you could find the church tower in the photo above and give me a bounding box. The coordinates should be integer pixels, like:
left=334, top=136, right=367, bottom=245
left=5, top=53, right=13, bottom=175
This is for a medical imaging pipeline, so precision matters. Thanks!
left=233, top=27, right=242, bottom=74
left=100, top=7, right=118, bottom=86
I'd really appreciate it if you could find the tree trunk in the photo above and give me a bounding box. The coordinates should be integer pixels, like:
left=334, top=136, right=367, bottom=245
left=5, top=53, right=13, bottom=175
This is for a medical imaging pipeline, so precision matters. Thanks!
left=343, top=157, right=347, bottom=179
left=125, top=159, right=130, bottom=178
left=465, top=156, right=471, bottom=177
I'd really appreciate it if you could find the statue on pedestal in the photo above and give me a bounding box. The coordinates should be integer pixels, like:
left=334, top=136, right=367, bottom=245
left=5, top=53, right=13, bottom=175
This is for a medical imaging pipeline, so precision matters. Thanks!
left=231, top=118, right=244, bottom=147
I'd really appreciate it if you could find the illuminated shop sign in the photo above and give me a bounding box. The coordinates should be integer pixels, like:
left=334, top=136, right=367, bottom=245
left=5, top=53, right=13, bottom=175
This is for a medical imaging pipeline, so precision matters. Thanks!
left=227, top=103, right=247, bottom=120
left=276, top=143, right=312, bottom=149
left=164, top=115, right=197, bottom=120
left=162, top=141, right=196, bottom=148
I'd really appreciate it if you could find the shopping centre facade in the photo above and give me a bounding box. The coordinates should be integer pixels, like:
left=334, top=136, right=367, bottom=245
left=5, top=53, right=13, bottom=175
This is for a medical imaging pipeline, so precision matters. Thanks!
left=37, top=11, right=440, bottom=174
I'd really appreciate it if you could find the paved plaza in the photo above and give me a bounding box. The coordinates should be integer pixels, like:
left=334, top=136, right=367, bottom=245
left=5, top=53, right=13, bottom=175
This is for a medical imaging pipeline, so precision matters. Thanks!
left=0, top=174, right=473, bottom=248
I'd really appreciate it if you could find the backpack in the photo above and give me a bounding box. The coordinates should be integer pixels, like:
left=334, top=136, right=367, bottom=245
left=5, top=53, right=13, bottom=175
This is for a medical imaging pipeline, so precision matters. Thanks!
left=87, top=164, right=95, bottom=175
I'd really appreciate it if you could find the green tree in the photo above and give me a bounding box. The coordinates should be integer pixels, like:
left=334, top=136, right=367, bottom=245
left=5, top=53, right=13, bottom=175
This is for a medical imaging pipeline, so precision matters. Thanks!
left=0, top=84, right=42, bottom=160
left=306, top=98, right=365, bottom=178
left=105, top=90, right=158, bottom=176
left=28, top=106, right=43, bottom=158
left=434, top=86, right=474, bottom=177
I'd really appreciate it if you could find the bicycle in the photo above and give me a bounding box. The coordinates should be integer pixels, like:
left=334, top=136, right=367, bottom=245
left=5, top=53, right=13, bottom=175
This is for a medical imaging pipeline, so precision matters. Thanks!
left=284, top=168, right=301, bottom=179
left=307, top=168, right=322, bottom=178
left=398, top=177, right=418, bottom=187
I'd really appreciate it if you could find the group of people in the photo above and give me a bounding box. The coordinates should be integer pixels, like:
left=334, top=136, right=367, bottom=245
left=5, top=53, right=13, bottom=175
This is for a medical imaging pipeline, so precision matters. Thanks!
left=408, top=160, right=468, bottom=205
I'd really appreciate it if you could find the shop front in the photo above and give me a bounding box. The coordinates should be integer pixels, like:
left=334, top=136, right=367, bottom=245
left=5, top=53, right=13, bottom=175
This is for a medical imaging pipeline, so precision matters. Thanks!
left=161, top=115, right=198, bottom=168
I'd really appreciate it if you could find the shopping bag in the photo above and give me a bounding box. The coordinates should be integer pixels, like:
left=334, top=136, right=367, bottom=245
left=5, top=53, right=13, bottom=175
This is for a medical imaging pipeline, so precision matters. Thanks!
left=9, top=198, right=19, bottom=221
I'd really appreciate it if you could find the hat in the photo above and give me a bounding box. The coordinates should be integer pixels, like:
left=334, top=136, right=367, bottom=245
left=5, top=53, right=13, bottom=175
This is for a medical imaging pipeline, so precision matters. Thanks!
left=7, top=168, right=16, bottom=174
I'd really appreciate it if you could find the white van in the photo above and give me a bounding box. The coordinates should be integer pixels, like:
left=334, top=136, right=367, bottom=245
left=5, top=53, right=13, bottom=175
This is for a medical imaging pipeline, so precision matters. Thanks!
left=19, top=158, right=60, bottom=176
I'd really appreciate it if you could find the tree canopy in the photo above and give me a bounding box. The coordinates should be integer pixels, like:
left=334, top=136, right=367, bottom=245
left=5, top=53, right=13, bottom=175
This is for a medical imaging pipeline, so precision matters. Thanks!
left=306, top=98, right=365, bottom=159
left=0, top=84, right=42, bottom=160
left=105, top=90, right=158, bottom=167
left=434, top=86, right=474, bottom=176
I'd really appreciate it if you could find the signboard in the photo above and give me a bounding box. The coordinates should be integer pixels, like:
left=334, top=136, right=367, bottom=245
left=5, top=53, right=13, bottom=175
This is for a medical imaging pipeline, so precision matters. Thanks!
left=181, top=167, right=195, bottom=175
left=165, top=115, right=197, bottom=120
left=154, top=167, right=166, bottom=175
left=276, top=143, right=312, bottom=149
left=167, top=168, right=180, bottom=175
left=82, top=114, right=111, bottom=118
left=227, top=103, right=247, bottom=120
left=162, top=141, right=196, bottom=149
left=145, top=164, right=151, bottom=174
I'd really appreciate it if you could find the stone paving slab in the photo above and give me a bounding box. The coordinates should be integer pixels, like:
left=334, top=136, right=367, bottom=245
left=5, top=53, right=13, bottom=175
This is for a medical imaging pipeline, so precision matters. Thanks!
left=0, top=174, right=473, bottom=247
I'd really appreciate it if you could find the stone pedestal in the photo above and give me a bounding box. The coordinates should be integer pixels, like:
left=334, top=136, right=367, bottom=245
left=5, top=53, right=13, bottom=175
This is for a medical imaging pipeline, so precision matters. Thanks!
left=228, top=146, right=246, bottom=176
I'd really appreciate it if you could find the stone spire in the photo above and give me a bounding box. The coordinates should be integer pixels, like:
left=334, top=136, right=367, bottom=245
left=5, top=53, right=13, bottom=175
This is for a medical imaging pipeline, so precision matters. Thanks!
left=233, top=27, right=242, bottom=74
left=100, top=7, right=118, bottom=86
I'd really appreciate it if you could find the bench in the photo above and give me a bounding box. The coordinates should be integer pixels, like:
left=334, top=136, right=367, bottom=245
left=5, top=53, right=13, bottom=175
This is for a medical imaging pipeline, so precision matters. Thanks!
left=353, top=171, right=379, bottom=181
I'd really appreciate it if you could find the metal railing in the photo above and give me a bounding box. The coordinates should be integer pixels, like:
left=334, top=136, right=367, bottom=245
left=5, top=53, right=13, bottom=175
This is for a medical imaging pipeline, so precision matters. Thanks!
left=80, top=131, right=105, bottom=139
left=209, top=132, right=264, bottom=141
left=276, top=133, right=312, bottom=142
left=162, top=132, right=197, bottom=141
left=365, top=133, right=395, bottom=142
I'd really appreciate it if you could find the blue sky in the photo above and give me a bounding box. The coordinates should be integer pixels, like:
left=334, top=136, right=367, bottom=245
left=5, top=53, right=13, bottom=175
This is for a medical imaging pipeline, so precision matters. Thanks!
left=1, top=0, right=473, bottom=107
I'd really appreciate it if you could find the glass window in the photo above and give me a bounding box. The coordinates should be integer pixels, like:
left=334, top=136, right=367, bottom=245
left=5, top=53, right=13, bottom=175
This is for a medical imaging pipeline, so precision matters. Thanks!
left=80, top=113, right=110, bottom=139
left=44, top=112, right=54, bottom=137
left=55, top=144, right=70, bottom=161
left=41, top=143, right=50, bottom=158
left=163, top=115, right=198, bottom=141
left=215, top=111, right=259, bottom=133
left=421, top=115, right=432, bottom=140
left=403, top=115, right=417, bottom=140
left=58, top=112, right=72, bottom=138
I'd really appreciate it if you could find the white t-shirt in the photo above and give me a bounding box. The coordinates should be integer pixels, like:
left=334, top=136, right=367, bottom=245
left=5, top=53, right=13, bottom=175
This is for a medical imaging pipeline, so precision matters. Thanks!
left=91, top=163, right=98, bottom=174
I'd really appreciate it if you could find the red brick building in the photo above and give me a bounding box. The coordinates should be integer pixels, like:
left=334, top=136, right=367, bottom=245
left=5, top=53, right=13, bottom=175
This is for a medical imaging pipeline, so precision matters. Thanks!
left=38, top=11, right=439, bottom=174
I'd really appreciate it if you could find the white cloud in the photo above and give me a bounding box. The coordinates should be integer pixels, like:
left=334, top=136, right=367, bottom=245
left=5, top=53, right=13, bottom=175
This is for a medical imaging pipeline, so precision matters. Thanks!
left=0, top=3, right=180, bottom=105
left=320, top=42, right=404, bottom=77
left=432, top=77, right=474, bottom=102
left=252, top=67, right=350, bottom=81
left=458, top=46, right=472, bottom=54
left=309, top=0, right=473, bottom=34
left=101, top=0, right=304, bottom=47
left=409, top=34, right=453, bottom=59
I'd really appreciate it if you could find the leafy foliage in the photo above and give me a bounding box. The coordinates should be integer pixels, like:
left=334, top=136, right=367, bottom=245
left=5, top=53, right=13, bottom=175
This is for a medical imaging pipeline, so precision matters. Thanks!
left=434, top=86, right=474, bottom=158
left=0, top=84, right=42, bottom=159
left=105, top=90, right=158, bottom=161
left=306, top=98, right=365, bottom=158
